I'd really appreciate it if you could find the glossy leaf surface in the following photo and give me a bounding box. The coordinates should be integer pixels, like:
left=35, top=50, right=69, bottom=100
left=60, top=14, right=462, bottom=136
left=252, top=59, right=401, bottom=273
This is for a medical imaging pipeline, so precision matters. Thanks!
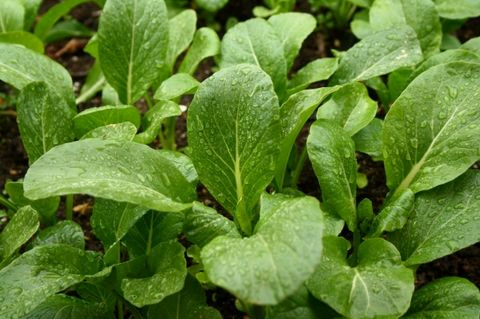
left=32, top=221, right=85, bottom=249
left=287, top=58, right=338, bottom=95
left=178, top=27, right=220, bottom=75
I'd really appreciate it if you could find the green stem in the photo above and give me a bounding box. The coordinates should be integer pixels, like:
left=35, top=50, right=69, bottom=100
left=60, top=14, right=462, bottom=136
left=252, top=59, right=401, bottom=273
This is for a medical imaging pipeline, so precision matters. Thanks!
left=0, top=110, right=16, bottom=116
left=290, top=146, right=308, bottom=188
left=240, top=301, right=264, bottom=319
left=352, top=227, right=361, bottom=265
left=0, top=195, right=17, bottom=212
left=65, top=194, right=73, bottom=220
left=161, top=117, right=177, bottom=150
left=117, top=299, right=124, bottom=319
left=146, top=213, right=154, bottom=255
left=144, top=93, right=154, bottom=110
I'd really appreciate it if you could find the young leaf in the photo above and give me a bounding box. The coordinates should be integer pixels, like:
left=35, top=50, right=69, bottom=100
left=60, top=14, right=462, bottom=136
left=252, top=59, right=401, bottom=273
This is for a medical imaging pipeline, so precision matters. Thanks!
left=19, top=0, right=42, bottom=30
left=307, top=120, right=357, bottom=231
left=287, top=58, right=339, bottom=95
left=352, top=118, right=383, bottom=160
left=80, top=122, right=138, bottom=141
left=268, top=13, right=316, bottom=70
left=147, top=275, right=222, bottom=319
left=73, top=105, right=141, bottom=139
left=184, top=202, right=241, bottom=248
left=195, top=0, right=229, bottom=12
left=32, top=221, right=85, bottom=249
left=154, top=73, right=200, bottom=101
left=220, top=19, right=288, bottom=100
left=0, top=43, right=74, bottom=106
left=91, top=199, right=149, bottom=250
left=201, top=194, right=324, bottom=305
left=188, top=64, right=280, bottom=234
left=43, top=20, right=94, bottom=43
left=434, top=0, right=480, bottom=19
left=307, top=237, right=415, bottom=319
left=98, top=0, right=168, bottom=104
left=178, top=27, right=220, bottom=75
left=389, top=170, right=480, bottom=266
left=368, top=0, right=442, bottom=58
left=117, top=241, right=186, bottom=307
left=17, top=82, right=76, bottom=164
left=383, top=62, right=480, bottom=195
left=0, top=245, right=104, bottom=318
left=316, top=82, right=377, bottom=136
left=23, top=139, right=196, bottom=212
left=165, top=9, right=197, bottom=74
left=0, top=31, right=43, bottom=53
left=76, top=61, right=106, bottom=105
left=461, top=36, right=480, bottom=55
left=403, top=277, right=480, bottom=319
left=0, top=0, right=24, bottom=32
left=0, top=206, right=39, bottom=262
left=330, top=26, right=422, bottom=85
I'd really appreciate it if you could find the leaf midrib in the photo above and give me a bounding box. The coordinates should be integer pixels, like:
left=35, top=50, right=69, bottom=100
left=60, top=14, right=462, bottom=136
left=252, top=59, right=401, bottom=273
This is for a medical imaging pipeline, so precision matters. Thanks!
left=127, top=0, right=138, bottom=104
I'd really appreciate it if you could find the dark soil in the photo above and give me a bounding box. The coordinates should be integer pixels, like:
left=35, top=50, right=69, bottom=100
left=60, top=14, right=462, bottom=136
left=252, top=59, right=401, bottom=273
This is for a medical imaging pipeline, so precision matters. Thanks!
left=1, top=1, right=479, bottom=318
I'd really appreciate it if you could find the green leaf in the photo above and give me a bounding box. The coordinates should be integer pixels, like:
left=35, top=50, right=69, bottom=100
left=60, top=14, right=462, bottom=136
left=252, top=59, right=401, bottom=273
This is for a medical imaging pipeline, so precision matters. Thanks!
left=147, top=275, right=222, bottom=319
left=32, top=221, right=85, bottom=249
left=383, top=62, right=480, bottom=195
left=220, top=19, right=288, bottom=101
left=330, top=26, right=422, bottom=85
left=0, top=43, right=74, bottom=106
left=287, top=58, right=339, bottom=95
left=389, top=170, right=480, bottom=266
left=165, top=9, right=197, bottom=73
left=5, top=181, right=59, bottom=224
left=98, top=0, right=168, bottom=104
left=184, top=202, right=241, bottom=247
left=34, top=0, right=96, bottom=40
left=307, top=237, right=414, bottom=319
left=0, top=206, right=39, bottom=262
left=73, top=105, right=141, bottom=139
left=461, top=37, right=480, bottom=55
left=317, top=82, right=377, bottom=136
left=23, top=139, right=196, bottom=212
left=91, top=199, right=148, bottom=249
left=76, top=61, right=105, bottom=105
left=80, top=122, right=137, bottom=141
left=195, top=0, right=229, bottom=11
left=24, top=294, right=114, bottom=319
left=201, top=194, right=324, bottom=305
left=154, top=73, right=200, bottom=101
left=387, top=67, right=414, bottom=102
left=17, top=82, right=76, bottom=164
left=133, top=100, right=181, bottom=144
left=268, top=13, right=316, bottom=70
left=0, top=245, right=104, bottom=318
left=307, top=119, right=357, bottom=231
left=403, top=277, right=480, bottom=319
left=434, top=0, right=480, bottom=19
left=178, top=27, right=220, bottom=75
left=117, top=241, right=187, bottom=307
left=0, top=31, right=43, bottom=53
left=188, top=64, right=280, bottom=234
left=0, top=0, right=24, bottom=32
left=18, top=0, right=42, bottom=30
left=352, top=118, right=384, bottom=160
left=276, top=86, right=341, bottom=187
left=44, top=20, right=94, bottom=43
left=368, top=0, right=442, bottom=58
left=122, top=211, right=185, bottom=258
left=366, top=188, right=414, bottom=237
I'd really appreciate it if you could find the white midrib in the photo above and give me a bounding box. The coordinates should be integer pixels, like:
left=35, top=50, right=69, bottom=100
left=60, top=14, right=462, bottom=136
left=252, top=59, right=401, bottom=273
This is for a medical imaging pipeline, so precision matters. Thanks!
left=0, top=12, right=6, bottom=33
left=234, top=119, right=243, bottom=205
left=127, top=0, right=137, bottom=104
left=349, top=270, right=370, bottom=312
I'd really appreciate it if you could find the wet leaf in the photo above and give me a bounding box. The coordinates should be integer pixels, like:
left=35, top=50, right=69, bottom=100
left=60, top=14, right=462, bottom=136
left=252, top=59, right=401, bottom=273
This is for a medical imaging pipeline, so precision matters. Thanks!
left=165, top=9, right=197, bottom=73
left=178, top=27, right=220, bottom=75
left=154, top=73, right=200, bottom=101
left=352, top=118, right=384, bottom=160
left=287, top=58, right=338, bottom=95
left=434, top=0, right=480, bottom=19
left=32, top=221, right=84, bottom=249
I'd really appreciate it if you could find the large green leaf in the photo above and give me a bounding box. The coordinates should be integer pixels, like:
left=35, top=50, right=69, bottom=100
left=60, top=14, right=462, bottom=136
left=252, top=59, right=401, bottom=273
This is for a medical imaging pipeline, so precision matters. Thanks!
left=116, top=241, right=186, bottom=307
left=0, top=43, right=74, bottom=106
left=91, top=199, right=148, bottom=250
left=165, top=9, right=197, bottom=74
left=316, top=82, right=377, bottom=136
left=147, top=275, right=222, bottom=319
left=330, top=26, right=422, bottom=85
left=403, top=277, right=480, bottom=319
left=434, top=0, right=480, bottom=19
left=154, top=73, right=200, bottom=101
left=17, top=82, right=76, bottom=164
left=0, top=0, right=24, bottom=32
left=0, top=206, right=39, bottom=263
left=178, top=27, right=220, bottom=75
left=184, top=202, right=241, bottom=248
left=368, top=0, right=442, bottom=58
left=307, top=237, right=414, bottom=319
left=188, top=64, right=280, bottom=234
left=98, top=0, right=168, bottom=104
left=32, top=221, right=85, bottom=249
left=0, top=245, right=104, bottom=318
left=389, top=170, right=480, bottom=266
left=80, top=122, right=137, bottom=141
left=0, top=31, right=43, bottom=53
left=307, top=120, right=357, bottom=231
left=23, top=139, right=196, bottom=212
left=220, top=19, right=288, bottom=101
left=383, top=62, right=480, bottom=195
left=267, top=13, right=316, bottom=70
left=287, top=58, right=339, bottom=95
left=201, top=194, right=324, bottom=305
